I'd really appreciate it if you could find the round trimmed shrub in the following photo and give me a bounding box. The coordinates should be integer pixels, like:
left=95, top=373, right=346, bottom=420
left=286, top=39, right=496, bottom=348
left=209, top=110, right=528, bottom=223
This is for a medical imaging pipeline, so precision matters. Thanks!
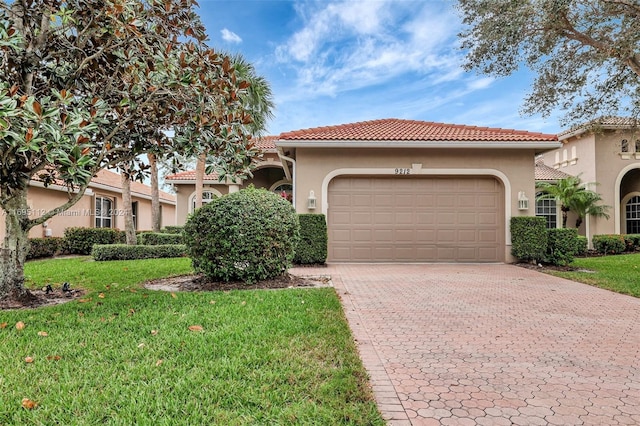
left=183, top=187, right=300, bottom=283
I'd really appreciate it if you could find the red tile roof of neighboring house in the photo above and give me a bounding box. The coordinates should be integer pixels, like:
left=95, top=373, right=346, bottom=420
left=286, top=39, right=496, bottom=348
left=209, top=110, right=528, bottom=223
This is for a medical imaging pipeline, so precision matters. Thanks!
left=255, top=135, right=278, bottom=150
left=278, top=118, right=559, bottom=142
left=559, top=116, right=640, bottom=140
left=164, top=169, right=221, bottom=182
left=534, top=159, right=572, bottom=181
left=165, top=136, right=278, bottom=182
left=92, top=169, right=176, bottom=203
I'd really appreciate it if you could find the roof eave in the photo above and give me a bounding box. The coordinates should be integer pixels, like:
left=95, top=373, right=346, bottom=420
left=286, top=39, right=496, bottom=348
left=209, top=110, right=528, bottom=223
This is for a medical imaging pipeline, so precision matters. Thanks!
left=276, top=139, right=561, bottom=151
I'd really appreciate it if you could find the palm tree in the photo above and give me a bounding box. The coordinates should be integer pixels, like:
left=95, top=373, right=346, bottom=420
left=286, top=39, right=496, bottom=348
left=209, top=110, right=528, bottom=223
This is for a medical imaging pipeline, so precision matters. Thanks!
left=569, top=190, right=610, bottom=228
left=536, top=175, right=610, bottom=228
left=194, top=53, right=274, bottom=208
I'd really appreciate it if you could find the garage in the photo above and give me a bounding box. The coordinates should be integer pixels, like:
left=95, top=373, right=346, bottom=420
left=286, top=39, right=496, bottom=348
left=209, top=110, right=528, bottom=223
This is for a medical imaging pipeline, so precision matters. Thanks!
left=327, top=176, right=504, bottom=262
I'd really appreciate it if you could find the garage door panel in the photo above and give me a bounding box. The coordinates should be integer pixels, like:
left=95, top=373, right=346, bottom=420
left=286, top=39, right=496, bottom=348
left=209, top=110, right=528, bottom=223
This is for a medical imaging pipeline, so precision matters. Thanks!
left=328, top=176, right=504, bottom=262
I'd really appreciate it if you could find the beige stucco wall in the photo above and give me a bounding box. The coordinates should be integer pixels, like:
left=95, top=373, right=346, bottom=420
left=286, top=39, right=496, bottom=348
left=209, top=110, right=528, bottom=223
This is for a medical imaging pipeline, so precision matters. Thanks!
left=0, top=185, right=176, bottom=242
left=291, top=147, right=539, bottom=263
left=540, top=129, right=640, bottom=237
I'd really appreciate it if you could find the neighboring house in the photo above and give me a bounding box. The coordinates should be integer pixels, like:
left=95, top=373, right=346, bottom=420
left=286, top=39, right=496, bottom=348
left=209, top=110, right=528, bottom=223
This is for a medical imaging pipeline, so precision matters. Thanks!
left=0, top=169, right=177, bottom=240
left=534, top=159, right=572, bottom=229
left=538, top=117, right=640, bottom=239
left=168, top=119, right=561, bottom=263
left=166, top=136, right=290, bottom=226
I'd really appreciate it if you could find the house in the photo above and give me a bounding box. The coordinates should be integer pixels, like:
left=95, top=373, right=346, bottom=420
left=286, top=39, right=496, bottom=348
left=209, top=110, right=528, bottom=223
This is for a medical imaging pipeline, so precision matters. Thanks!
left=538, top=117, right=640, bottom=239
left=0, top=169, right=177, bottom=240
left=167, top=119, right=561, bottom=263
left=167, top=136, right=289, bottom=226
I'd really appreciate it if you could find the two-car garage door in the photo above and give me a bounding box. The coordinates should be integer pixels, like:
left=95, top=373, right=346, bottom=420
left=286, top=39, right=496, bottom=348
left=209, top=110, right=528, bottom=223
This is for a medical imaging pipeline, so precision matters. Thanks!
left=328, top=176, right=504, bottom=262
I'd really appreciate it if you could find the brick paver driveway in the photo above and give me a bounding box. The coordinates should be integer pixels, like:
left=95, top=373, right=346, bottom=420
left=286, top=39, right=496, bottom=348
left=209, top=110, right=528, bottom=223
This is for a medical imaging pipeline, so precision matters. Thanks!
left=290, top=264, right=640, bottom=425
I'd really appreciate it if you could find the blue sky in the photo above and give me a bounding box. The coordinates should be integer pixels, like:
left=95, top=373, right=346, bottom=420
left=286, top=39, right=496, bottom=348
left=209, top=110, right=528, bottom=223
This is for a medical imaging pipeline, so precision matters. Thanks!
left=196, top=0, right=564, bottom=136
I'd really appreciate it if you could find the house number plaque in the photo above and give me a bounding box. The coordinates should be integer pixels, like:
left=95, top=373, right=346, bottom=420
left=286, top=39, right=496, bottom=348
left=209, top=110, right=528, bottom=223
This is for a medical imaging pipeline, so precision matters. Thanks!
left=394, top=168, right=411, bottom=175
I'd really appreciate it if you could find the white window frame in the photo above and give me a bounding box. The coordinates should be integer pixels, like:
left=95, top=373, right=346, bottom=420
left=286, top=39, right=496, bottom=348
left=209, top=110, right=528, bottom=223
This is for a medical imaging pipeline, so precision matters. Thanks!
left=535, top=192, right=559, bottom=229
left=95, top=196, right=113, bottom=228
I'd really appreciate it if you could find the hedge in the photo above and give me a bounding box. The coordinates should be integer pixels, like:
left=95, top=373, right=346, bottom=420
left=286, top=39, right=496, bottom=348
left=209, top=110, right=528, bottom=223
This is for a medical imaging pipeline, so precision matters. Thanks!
left=294, top=214, right=327, bottom=264
left=137, top=232, right=183, bottom=245
left=593, top=234, right=626, bottom=255
left=92, top=244, right=187, bottom=261
left=574, top=235, right=588, bottom=256
left=162, top=226, right=184, bottom=235
left=545, top=228, right=578, bottom=266
left=64, top=227, right=125, bottom=255
left=623, top=234, right=640, bottom=252
left=510, top=217, right=547, bottom=262
left=27, top=237, right=64, bottom=260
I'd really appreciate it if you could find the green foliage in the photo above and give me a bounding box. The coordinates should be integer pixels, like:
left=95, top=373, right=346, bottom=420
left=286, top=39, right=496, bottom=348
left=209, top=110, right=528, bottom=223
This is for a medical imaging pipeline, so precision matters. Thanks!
left=184, top=187, right=300, bottom=283
left=161, top=226, right=185, bottom=235
left=92, top=244, right=187, bottom=261
left=545, top=228, right=579, bottom=266
left=64, top=227, right=125, bottom=255
left=138, top=232, right=183, bottom=245
left=27, top=237, right=64, bottom=260
left=294, top=214, right=328, bottom=265
left=623, top=234, right=640, bottom=251
left=510, top=217, right=547, bottom=262
left=459, top=0, right=640, bottom=124
left=574, top=235, right=588, bottom=256
left=593, top=234, right=627, bottom=255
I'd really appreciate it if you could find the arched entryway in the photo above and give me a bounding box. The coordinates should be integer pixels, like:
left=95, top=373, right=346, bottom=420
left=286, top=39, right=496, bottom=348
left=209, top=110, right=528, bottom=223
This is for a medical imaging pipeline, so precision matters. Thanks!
left=616, top=166, right=640, bottom=233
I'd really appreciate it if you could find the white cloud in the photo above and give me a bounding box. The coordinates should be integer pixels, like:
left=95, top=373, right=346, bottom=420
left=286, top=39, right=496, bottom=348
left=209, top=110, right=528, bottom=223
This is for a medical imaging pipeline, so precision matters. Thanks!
left=274, top=1, right=465, bottom=99
left=221, top=28, right=242, bottom=43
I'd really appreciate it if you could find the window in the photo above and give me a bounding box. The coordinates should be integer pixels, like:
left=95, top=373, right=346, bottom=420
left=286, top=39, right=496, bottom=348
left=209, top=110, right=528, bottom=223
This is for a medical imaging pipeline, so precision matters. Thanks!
left=621, top=139, right=629, bottom=152
left=536, top=193, right=557, bottom=229
left=272, top=183, right=293, bottom=202
left=636, top=139, right=640, bottom=153
left=190, top=191, right=216, bottom=212
left=132, top=201, right=138, bottom=230
left=95, top=196, right=113, bottom=228
left=626, top=196, right=640, bottom=234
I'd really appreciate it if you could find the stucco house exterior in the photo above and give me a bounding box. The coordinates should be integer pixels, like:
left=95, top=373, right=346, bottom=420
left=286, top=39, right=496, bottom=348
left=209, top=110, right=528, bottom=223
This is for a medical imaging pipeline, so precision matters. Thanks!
left=538, top=117, right=640, bottom=239
left=167, top=118, right=561, bottom=263
left=166, top=136, right=289, bottom=226
left=0, top=169, right=177, bottom=240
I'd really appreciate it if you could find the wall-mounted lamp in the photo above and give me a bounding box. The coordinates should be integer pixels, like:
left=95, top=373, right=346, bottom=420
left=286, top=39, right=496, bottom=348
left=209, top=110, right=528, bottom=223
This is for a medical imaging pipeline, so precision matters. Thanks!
left=518, top=191, right=529, bottom=211
left=307, top=190, right=317, bottom=210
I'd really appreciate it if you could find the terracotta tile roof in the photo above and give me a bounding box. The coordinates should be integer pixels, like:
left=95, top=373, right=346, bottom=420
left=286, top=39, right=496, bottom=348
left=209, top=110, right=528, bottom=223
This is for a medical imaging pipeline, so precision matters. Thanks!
left=164, top=169, right=221, bottom=182
left=534, top=160, right=572, bottom=181
left=278, top=118, right=558, bottom=142
left=92, top=169, right=176, bottom=203
left=559, top=116, right=640, bottom=139
left=254, top=135, right=278, bottom=150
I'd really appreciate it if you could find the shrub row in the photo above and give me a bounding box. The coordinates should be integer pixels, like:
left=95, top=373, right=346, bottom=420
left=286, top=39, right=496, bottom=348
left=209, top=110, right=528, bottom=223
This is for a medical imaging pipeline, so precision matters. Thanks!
left=137, top=232, right=183, bottom=245
left=27, top=237, right=65, bottom=260
left=294, top=214, right=327, bottom=265
left=592, top=234, right=626, bottom=255
left=64, top=227, right=125, bottom=255
left=162, top=226, right=184, bottom=235
left=92, top=244, right=187, bottom=261
left=510, top=217, right=580, bottom=266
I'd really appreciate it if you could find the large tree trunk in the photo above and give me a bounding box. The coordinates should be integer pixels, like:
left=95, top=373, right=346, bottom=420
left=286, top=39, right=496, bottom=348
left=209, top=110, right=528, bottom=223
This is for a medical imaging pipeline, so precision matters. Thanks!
left=194, top=152, right=206, bottom=210
left=148, top=153, right=161, bottom=232
left=0, top=189, right=32, bottom=300
left=120, top=172, right=137, bottom=245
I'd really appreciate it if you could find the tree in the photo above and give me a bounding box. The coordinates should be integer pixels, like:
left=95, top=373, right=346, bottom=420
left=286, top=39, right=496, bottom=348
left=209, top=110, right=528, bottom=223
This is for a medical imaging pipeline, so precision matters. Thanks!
left=569, top=190, right=610, bottom=228
left=0, top=1, right=260, bottom=300
left=193, top=53, right=275, bottom=212
left=536, top=176, right=610, bottom=228
left=458, top=0, right=640, bottom=125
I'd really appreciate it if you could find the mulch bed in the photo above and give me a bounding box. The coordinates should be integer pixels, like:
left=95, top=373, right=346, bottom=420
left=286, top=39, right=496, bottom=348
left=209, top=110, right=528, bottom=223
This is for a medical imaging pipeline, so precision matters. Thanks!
left=144, top=273, right=332, bottom=292
left=0, top=286, right=85, bottom=310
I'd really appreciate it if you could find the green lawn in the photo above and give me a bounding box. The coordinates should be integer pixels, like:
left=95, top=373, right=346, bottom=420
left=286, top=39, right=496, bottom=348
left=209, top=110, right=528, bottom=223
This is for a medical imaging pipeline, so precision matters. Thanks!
left=0, top=257, right=383, bottom=425
left=548, top=252, right=640, bottom=297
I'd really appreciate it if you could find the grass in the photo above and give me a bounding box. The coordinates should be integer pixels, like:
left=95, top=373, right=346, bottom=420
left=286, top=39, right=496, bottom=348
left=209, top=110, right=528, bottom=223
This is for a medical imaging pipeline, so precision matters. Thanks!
left=0, top=257, right=384, bottom=425
left=548, top=252, right=640, bottom=297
